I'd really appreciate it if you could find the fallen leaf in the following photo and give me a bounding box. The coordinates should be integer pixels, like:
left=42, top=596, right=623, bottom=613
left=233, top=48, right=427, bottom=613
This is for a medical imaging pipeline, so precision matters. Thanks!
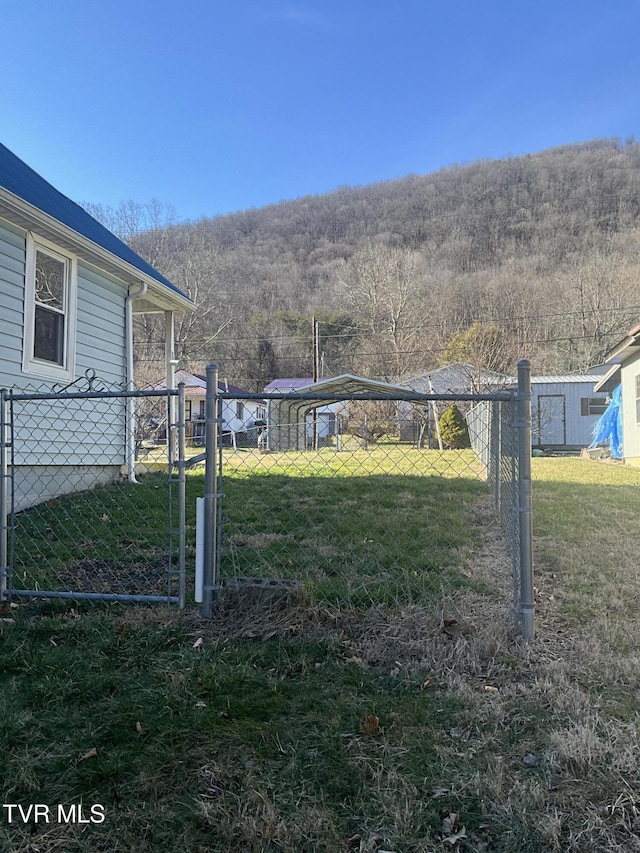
left=523, top=753, right=538, bottom=767
left=195, top=701, right=207, bottom=708
left=421, top=679, right=431, bottom=689
left=390, top=667, right=400, bottom=677
left=359, top=714, right=382, bottom=736
left=443, top=826, right=467, bottom=845
left=193, top=636, right=204, bottom=650
left=484, top=685, right=499, bottom=694
left=79, top=747, right=98, bottom=762
left=441, top=812, right=458, bottom=835
left=135, top=721, right=142, bottom=733
left=101, top=514, right=110, bottom=522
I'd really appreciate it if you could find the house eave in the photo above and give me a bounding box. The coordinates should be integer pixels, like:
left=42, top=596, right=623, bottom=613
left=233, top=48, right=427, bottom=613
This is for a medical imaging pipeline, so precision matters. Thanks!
left=604, top=323, right=640, bottom=364
left=0, top=187, right=194, bottom=313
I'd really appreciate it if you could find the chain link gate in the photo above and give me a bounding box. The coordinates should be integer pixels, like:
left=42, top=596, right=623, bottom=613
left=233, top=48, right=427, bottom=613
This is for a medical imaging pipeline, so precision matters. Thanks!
left=198, top=362, right=534, bottom=638
left=0, top=373, right=187, bottom=608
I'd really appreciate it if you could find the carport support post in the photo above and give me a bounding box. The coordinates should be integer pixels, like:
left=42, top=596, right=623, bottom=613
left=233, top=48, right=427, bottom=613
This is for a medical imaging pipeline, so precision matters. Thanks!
left=517, top=360, right=535, bottom=640
left=202, top=363, right=220, bottom=617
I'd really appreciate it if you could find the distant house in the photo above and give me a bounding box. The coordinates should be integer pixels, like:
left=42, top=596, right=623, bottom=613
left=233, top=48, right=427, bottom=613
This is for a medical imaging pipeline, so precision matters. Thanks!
left=529, top=369, right=610, bottom=451
left=406, top=362, right=511, bottom=395
left=402, top=363, right=511, bottom=445
left=154, top=370, right=266, bottom=446
left=0, top=142, right=194, bottom=508
left=407, top=362, right=610, bottom=452
left=597, top=323, right=640, bottom=464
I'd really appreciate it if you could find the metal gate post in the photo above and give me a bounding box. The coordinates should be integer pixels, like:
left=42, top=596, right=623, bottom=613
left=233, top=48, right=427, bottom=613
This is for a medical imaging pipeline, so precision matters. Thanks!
left=177, top=382, right=186, bottom=610
left=0, top=389, right=7, bottom=601
left=202, top=363, right=219, bottom=617
left=516, top=360, right=535, bottom=639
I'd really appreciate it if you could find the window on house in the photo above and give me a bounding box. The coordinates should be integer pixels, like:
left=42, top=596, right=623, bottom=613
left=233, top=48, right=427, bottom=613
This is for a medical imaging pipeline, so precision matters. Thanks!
left=185, top=400, right=192, bottom=421
left=23, top=235, right=77, bottom=380
left=580, top=397, right=609, bottom=417
left=236, top=401, right=244, bottom=421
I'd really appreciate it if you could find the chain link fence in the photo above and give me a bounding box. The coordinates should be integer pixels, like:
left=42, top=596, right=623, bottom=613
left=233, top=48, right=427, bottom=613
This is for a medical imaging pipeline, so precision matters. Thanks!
left=0, top=363, right=534, bottom=637
left=0, top=373, right=187, bottom=606
left=199, top=363, right=534, bottom=637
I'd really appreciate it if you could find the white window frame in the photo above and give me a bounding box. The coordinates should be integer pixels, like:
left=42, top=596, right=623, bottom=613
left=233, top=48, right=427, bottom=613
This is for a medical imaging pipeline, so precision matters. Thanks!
left=22, top=233, right=77, bottom=381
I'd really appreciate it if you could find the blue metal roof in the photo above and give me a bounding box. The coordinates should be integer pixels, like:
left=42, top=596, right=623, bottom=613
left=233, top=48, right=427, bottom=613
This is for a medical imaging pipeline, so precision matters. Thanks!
left=0, top=142, right=190, bottom=303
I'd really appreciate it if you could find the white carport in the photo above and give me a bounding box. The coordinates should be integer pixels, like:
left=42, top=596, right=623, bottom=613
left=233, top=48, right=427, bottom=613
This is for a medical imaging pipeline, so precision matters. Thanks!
left=264, top=374, right=414, bottom=451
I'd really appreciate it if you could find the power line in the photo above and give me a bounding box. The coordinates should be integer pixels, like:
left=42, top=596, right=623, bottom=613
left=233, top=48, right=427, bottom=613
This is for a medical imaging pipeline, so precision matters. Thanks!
left=132, top=303, right=640, bottom=349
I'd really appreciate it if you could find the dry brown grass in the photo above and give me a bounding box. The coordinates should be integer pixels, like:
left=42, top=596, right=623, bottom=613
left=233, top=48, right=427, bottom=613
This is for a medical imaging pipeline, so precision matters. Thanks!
left=6, top=457, right=640, bottom=852
left=179, top=461, right=640, bottom=852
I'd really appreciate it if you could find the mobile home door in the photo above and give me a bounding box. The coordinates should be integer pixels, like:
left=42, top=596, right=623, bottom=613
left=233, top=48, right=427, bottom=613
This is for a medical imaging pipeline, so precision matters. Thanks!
left=538, top=394, right=566, bottom=445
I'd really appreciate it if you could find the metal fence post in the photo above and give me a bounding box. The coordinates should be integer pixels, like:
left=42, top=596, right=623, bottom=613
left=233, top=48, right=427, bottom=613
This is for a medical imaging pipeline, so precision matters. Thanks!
left=177, top=382, right=186, bottom=610
left=202, top=364, right=219, bottom=617
left=517, top=360, right=535, bottom=639
left=0, top=390, right=7, bottom=601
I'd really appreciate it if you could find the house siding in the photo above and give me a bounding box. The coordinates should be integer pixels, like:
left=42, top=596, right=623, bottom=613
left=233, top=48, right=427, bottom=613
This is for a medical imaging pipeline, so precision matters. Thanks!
left=0, top=220, right=26, bottom=389
left=1, top=219, right=129, bottom=489
left=0, top=217, right=129, bottom=391
left=620, top=350, right=640, bottom=465
left=75, top=262, right=127, bottom=385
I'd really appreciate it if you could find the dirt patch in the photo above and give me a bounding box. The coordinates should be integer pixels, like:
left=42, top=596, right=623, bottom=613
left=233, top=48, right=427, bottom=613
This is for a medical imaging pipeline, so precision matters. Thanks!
left=55, top=559, right=169, bottom=597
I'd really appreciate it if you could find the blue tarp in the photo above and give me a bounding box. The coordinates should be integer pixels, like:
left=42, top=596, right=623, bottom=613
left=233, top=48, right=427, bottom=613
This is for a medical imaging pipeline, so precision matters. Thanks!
left=590, top=384, right=623, bottom=459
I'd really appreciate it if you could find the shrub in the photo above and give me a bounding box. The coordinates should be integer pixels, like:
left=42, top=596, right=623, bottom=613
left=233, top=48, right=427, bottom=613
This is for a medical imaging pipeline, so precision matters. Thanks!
left=439, top=405, right=471, bottom=449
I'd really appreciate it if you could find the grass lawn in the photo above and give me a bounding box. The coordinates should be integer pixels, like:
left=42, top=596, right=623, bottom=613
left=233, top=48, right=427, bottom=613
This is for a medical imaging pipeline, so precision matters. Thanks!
left=2, top=453, right=640, bottom=851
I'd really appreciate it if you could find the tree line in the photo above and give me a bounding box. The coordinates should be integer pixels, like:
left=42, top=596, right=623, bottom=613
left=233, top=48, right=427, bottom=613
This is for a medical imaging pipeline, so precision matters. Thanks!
left=85, top=137, right=640, bottom=389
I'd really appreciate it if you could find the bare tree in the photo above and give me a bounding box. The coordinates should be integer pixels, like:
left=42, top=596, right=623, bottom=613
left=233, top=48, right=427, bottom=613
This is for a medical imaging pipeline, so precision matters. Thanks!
left=338, top=242, right=428, bottom=380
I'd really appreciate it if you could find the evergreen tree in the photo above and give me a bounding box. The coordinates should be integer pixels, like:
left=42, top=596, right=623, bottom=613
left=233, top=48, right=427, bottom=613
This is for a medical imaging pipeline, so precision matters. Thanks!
left=439, top=405, right=471, bottom=449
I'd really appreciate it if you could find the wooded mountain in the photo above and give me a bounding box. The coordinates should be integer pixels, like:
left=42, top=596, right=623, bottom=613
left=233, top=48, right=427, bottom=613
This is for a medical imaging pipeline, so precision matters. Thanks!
left=88, top=137, right=640, bottom=389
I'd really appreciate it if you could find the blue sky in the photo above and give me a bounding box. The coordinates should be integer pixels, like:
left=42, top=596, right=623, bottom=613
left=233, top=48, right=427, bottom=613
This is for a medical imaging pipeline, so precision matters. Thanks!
left=2, top=0, right=640, bottom=222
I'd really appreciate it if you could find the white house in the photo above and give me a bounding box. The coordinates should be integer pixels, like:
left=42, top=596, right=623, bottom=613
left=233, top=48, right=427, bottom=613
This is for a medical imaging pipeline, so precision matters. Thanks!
left=0, top=142, right=194, bottom=507
left=154, top=370, right=266, bottom=446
